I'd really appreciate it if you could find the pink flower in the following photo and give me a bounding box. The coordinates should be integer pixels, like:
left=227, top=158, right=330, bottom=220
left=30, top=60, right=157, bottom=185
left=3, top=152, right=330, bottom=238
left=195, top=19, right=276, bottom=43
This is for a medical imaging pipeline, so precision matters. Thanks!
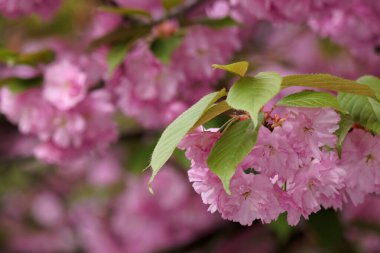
left=340, top=129, right=380, bottom=205
left=280, top=108, right=340, bottom=159
left=0, top=0, right=61, bottom=19
left=280, top=152, right=345, bottom=225
left=43, top=60, right=87, bottom=111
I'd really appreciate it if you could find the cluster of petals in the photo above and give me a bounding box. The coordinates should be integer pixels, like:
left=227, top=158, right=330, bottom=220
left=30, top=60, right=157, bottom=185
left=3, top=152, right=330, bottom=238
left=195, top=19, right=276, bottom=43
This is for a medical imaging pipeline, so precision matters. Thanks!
left=179, top=107, right=380, bottom=226
left=0, top=53, right=117, bottom=165
left=0, top=163, right=218, bottom=253
left=108, top=26, right=240, bottom=128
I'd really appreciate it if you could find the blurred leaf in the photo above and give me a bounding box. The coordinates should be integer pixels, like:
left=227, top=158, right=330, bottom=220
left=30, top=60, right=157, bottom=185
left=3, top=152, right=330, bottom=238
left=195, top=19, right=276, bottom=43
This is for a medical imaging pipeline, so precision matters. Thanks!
left=149, top=89, right=227, bottom=191
left=191, top=100, right=232, bottom=130
left=162, top=0, right=184, bottom=11
left=269, top=213, right=292, bottom=243
left=173, top=148, right=191, bottom=168
left=107, top=43, right=130, bottom=74
left=335, top=114, right=354, bottom=156
left=0, top=49, right=55, bottom=66
left=227, top=72, right=282, bottom=126
left=277, top=90, right=344, bottom=112
left=0, top=48, right=18, bottom=63
left=150, top=35, right=183, bottom=64
left=16, top=49, right=55, bottom=65
left=212, top=61, right=249, bottom=77
left=89, top=26, right=151, bottom=50
left=308, top=209, right=352, bottom=252
left=282, top=74, right=376, bottom=98
left=126, top=141, right=156, bottom=174
left=195, top=17, right=240, bottom=29
left=207, top=114, right=263, bottom=194
left=98, top=6, right=152, bottom=18
left=0, top=76, right=42, bottom=93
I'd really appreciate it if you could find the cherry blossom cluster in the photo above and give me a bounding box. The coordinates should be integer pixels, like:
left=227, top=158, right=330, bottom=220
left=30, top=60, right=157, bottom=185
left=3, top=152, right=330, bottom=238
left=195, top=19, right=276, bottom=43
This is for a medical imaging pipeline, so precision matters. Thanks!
left=0, top=155, right=217, bottom=253
left=179, top=107, right=380, bottom=226
left=206, top=0, right=380, bottom=67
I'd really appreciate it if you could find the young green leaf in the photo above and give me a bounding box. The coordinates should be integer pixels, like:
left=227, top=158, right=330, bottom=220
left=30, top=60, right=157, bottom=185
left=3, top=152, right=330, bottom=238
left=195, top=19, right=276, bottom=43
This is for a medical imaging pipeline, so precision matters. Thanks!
left=161, top=0, right=183, bottom=11
left=98, top=6, right=152, bottom=18
left=195, top=17, right=239, bottom=29
left=212, top=61, right=249, bottom=77
left=0, top=77, right=43, bottom=93
left=226, top=72, right=282, bottom=126
left=150, top=35, right=183, bottom=64
left=149, top=89, right=227, bottom=189
left=107, top=43, right=130, bottom=74
left=357, top=75, right=380, bottom=100
left=282, top=74, right=375, bottom=98
left=338, top=93, right=380, bottom=134
left=191, top=100, right=231, bottom=130
left=335, top=114, right=354, bottom=156
left=207, top=115, right=263, bottom=194
left=277, top=90, right=344, bottom=112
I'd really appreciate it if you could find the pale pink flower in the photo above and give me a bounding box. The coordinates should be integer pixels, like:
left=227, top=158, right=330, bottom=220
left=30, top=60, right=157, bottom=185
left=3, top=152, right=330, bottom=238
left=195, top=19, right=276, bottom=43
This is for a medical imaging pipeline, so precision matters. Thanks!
left=43, top=60, right=87, bottom=111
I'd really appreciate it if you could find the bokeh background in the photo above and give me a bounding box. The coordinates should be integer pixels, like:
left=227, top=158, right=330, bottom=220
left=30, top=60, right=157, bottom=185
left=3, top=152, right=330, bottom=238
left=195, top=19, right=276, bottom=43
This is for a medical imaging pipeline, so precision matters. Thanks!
left=0, top=0, right=380, bottom=252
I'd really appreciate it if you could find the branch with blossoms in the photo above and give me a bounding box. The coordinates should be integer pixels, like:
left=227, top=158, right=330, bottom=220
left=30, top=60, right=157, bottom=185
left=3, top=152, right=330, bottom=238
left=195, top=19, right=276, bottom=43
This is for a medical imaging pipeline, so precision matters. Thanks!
left=149, top=61, right=380, bottom=226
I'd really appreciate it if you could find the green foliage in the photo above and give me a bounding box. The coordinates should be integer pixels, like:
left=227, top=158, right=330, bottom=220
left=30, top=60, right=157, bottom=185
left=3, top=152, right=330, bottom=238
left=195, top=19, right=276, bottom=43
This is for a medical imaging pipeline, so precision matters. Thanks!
left=335, top=114, right=354, bottom=156
left=269, top=213, right=293, bottom=243
left=195, top=17, right=240, bottom=29
left=191, top=100, right=231, bottom=130
left=161, top=0, right=184, bottom=11
left=212, top=61, right=249, bottom=77
left=338, top=92, right=380, bottom=134
left=207, top=114, right=263, bottom=194
left=277, top=90, right=344, bottom=112
left=0, top=77, right=42, bottom=93
left=89, top=26, right=151, bottom=50
left=107, top=43, right=130, bottom=74
left=149, top=89, right=227, bottom=191
left=150, top=35, right=183, bottom=64
left=98, top=6, right=152, bottom=19
left=282, top=74, right=376, bottom=98
left=0, top=49, right=55, bottom=66
left=308, top=209, right=353, bottom=252
left=227, top=72, right=282, bottom=126
left=357, top=75, right=380, bottom=99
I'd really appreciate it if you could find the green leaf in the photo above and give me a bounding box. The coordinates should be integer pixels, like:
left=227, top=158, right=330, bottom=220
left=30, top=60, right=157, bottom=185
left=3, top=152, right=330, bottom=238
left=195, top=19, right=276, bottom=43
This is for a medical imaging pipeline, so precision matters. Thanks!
left=161, top=0, right=183, bottom=11
left=357, top=75, right=380, bottom=99
left=338, top=92, right=380, bottom=134
left=282, top=74, right=376, bottom=98
left=150, top=35, right=183, bottom=64
left=269, top=213, right=293, bottom=243
left=212, top=61, right=249, bottom=77
left=309, top=209, right=349, bottom=252
left=191, top=100, right=231, bottom=130
left=89, top=26, right=151, bottom=50
left=98, top=6, right=152, bottom=18
left=107, top=43, right=130, bottom=74
left=195, top=17, right=240, bottom=29
left=277, top=90, right=344, bottom=112
left=149, top=89, right=227, bottom=190
left=207, top=115, right=263, bottom=194
left=0, top=77, right=42, bottom=93
left=0, top=49, right=18, bottom=63
left=335, top=114, right=354, bottom=156
left=16, top=50, right=55, bottom=66
left=227, top=72, right=282, bottom=126
left=0, top=49, right=55, bottom=66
